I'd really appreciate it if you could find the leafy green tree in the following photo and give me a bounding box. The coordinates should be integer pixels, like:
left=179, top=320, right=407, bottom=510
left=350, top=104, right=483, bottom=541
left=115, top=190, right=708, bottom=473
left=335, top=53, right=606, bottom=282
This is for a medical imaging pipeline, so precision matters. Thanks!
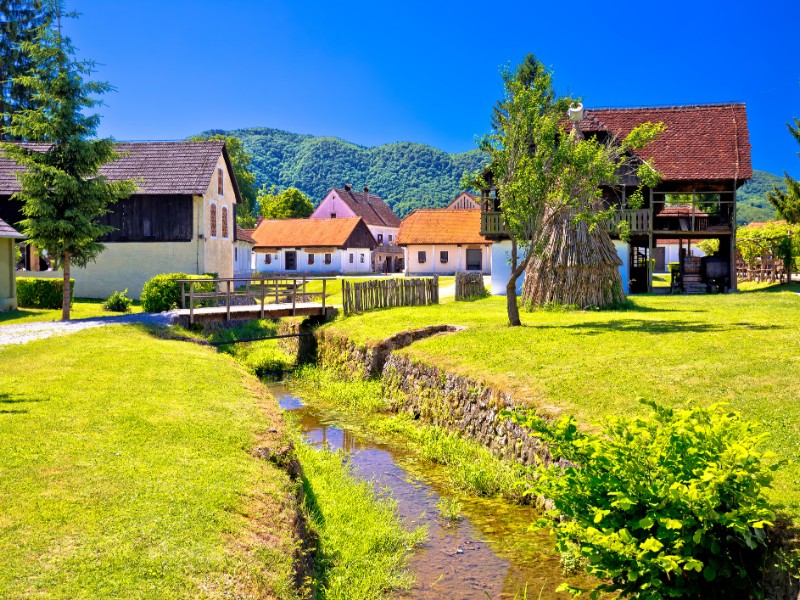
left=510, top=401, right=775, bottom=599
left=188, top=132, right=257, bottom=226
left=257, top=185, right=313, bottom=220
left=767, top=118, right=800, bottom=224
left=0, top=2, right=135, bottom=320
left=0, top=0, right=53, bottom=139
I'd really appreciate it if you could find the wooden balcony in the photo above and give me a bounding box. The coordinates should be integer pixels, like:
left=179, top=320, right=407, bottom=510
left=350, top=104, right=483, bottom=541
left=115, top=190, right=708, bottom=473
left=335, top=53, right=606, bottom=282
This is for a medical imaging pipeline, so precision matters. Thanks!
left=608, top=209, right=650, bottom=234
left=480, top=211, right=508, bottom=238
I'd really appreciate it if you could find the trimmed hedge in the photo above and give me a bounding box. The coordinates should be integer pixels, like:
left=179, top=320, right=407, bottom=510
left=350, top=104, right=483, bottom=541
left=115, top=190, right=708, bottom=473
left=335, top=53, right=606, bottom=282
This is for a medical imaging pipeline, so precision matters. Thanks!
left=140, top=273, right=214, bottom=313
left=17, top=277, right=75, bottom=309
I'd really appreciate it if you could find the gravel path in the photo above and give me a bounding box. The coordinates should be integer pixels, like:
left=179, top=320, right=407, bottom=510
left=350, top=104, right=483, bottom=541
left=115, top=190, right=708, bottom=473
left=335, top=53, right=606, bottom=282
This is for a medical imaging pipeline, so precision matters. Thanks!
left=0, top=311, right=179, bottom=348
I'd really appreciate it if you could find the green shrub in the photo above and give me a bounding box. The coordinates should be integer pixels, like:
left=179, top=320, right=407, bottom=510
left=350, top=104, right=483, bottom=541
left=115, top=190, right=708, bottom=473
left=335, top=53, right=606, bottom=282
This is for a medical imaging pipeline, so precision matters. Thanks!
left=140, top=273, right=213, bottom=313
left=510, top=401, right=776, bottom=599
left=102, top=289, right=133, bottom=313
left=17, top=277, right=74, bottom=309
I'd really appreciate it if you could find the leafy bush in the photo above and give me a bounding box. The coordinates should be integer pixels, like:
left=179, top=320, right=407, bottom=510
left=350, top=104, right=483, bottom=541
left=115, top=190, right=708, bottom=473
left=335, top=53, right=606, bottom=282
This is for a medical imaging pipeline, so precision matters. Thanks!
left=510, top=401, right=776, bottom=599
left=17, top=277, right=74, bottom=309
left=102, top=289, right=132, bottom=313
left=140, top=273, right=213, bottom=313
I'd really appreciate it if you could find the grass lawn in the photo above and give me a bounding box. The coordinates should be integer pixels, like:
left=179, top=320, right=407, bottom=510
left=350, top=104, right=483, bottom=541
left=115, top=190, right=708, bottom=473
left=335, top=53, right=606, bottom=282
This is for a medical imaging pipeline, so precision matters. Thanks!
left=322, top=283, right=800, bottom=516
left=0, top=297, right=143, bottom=326
left=0, top=326, right=300, bottom=599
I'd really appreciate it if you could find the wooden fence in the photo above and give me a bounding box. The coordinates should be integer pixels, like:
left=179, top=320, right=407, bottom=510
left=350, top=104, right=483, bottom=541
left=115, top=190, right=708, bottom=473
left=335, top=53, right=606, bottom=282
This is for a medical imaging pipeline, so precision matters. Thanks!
left=455, top=272, right=487, bottom=300
left=342, top=276, right=438, bottom=315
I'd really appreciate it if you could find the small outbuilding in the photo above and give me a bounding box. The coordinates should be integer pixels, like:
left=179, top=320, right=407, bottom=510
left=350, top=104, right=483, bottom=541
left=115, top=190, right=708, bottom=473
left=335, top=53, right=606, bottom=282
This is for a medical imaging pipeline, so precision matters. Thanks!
left=0, top=217, right=23, bottom=311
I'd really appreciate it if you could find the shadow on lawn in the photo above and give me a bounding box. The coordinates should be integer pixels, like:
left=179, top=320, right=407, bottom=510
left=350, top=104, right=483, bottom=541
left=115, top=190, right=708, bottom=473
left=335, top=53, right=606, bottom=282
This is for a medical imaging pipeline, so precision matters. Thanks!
left=0, top=392, right=47, bottom=415
left=561, top=319, right=785, bottom=335
left=739, top=283, right=800, bottom=294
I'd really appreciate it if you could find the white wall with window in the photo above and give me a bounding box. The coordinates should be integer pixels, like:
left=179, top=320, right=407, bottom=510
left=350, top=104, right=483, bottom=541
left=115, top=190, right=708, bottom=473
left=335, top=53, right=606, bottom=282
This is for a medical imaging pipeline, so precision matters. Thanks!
left=402, top=244, right=491, bottom=276
left=253, top=247, right=374, bottom=275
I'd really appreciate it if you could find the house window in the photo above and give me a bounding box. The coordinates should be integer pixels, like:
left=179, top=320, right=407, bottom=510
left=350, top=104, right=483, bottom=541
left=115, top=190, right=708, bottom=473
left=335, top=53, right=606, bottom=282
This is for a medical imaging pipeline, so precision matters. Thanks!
left=308, top=253, right=315, bottom=265
left=221, top=206, right=229, bottom=239
left=264, top=254, right=272, bottom=265
left=360, top=254, right=365, bottom=263
left=235, top=247, right=238, bottom=261
left=349, top=253, right=354, bottom=263
left=418, top=251, right=427, bottom=264
left=466, top=248, right=482, bottom=271
left=440, top=250, right=449, bottom=264
left=210, top=203, right=217, bottom=237
left=217, top=168, right=224, bottom=195
left=377, top=233, right=383, bottom=244
left=388, top=234, right=393, bottom=242
left=324, top=253, right=332, bottom=265
left=330, top=213, right=336, bottom=219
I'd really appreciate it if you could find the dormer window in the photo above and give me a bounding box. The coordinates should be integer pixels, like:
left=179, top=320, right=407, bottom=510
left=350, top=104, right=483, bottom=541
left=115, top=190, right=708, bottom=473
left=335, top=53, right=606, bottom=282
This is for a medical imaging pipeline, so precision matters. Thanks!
left=330, top=213, right=336, bottom=219
left=217, top=168, right=224, bottom=196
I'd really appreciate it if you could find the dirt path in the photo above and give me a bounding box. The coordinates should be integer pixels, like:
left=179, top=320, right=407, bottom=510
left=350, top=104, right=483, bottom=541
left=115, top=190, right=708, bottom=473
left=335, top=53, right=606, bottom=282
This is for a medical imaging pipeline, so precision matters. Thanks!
left=0, top=312, right=178, bottom=348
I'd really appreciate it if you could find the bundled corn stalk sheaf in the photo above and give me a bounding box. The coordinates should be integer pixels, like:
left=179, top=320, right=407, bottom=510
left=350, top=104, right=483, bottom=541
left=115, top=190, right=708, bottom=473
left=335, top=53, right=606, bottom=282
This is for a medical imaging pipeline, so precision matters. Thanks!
left=522, top=206, right=624, bottom=308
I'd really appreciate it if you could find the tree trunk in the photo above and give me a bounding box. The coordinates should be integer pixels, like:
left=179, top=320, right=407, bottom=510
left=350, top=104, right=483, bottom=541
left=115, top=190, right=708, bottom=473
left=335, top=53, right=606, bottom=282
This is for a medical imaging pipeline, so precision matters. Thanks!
left=523, top=207, right=625, bottom=309
left=61, top=251, right=71, bottom=321
left=506, top=240, right=531, bottom=327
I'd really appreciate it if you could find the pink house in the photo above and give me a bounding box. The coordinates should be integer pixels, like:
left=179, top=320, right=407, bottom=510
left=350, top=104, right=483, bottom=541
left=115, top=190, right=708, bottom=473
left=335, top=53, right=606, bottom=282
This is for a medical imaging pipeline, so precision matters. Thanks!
left=311, top=184, right=403, bottom=272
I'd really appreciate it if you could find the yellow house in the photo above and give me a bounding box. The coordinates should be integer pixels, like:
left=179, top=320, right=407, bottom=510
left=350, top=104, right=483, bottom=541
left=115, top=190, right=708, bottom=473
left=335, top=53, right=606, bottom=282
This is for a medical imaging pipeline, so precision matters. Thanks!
left=0, top=141, right=243, bottom=299
left=0, top=217, right=23, bottom=311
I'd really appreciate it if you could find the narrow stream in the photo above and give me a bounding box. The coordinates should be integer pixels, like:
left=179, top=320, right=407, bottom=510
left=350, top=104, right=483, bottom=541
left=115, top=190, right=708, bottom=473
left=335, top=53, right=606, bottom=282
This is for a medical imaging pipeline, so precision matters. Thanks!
left=272, top=382, right=587, bottom=599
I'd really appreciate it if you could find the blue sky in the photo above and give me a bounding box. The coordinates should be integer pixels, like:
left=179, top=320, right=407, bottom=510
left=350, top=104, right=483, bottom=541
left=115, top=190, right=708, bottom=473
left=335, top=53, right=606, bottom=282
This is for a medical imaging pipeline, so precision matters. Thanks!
left=67, top=0, right=799, bottom=177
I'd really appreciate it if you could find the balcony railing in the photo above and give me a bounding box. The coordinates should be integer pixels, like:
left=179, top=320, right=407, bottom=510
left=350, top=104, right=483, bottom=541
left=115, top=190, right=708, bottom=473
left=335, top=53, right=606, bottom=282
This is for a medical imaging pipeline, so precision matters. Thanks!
left=608, top=209, right=650, bottom=234
left=480, top=211, right=508, bottom=237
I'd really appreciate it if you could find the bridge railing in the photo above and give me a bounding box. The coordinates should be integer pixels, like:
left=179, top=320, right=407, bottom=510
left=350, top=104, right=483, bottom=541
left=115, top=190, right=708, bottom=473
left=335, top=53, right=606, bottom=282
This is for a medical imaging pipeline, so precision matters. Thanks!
left=176, top=276, right=334, bottom=324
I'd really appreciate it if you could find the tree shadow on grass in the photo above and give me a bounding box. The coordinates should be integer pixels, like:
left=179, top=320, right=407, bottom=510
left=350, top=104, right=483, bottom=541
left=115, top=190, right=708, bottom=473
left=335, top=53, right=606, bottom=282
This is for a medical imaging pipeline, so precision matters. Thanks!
left=558, top=319, right=786, bottom=336
left=738, top=282, right=800, bottom=294
left=0, top=392, right=47, bottom=415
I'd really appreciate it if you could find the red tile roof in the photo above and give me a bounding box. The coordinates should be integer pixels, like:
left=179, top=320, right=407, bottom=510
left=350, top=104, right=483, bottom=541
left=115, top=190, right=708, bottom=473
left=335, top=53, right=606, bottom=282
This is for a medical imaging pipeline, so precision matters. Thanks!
left=396, top=209, right=489, bottom=245
left=236, top=227, right=256, bottom=244
left=251, top=217, right=376, bottom=250
left=331, top=188, right=401, bottom=228
left=574, top=103, right=752, bottom=182
left=0, top=141, right=233, bottom=196
left=657, top=205, right=709, bottom=217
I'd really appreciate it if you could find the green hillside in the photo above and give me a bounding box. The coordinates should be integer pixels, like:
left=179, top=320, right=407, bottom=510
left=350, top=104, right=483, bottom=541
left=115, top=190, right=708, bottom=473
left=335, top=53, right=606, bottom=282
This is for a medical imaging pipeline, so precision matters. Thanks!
left=202, top=127, right=489, bottom=217
left=736, top=170, right=785, bottom=225
left=203, top=127, right=785, bottom=224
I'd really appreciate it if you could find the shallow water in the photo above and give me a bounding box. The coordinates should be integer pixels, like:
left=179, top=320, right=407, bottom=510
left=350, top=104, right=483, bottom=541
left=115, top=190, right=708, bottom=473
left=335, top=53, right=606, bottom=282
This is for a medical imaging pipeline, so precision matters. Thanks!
left=273, top=383, right=586, bottom=599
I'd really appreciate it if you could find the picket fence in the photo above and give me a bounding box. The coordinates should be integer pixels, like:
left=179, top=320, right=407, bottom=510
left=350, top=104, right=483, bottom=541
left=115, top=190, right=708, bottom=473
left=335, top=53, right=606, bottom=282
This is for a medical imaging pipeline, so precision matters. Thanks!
left=342, top=277, right=439, bottom=315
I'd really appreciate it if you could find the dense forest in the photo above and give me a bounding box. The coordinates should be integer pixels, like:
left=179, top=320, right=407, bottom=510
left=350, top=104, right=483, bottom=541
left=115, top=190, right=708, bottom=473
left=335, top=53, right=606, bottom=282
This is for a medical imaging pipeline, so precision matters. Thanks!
left=201, top=127, right=784, bottom=224
left=199, top=127, right=488, bottom=217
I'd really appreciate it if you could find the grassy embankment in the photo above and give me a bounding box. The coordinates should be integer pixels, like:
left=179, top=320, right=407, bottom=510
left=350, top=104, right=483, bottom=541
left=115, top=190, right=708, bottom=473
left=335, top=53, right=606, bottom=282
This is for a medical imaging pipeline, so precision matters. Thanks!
left=321, top=282, right=800, bottom=517
left=0, top=297, right=143, bottom=325
left=0, top=325, right=300, bottom=599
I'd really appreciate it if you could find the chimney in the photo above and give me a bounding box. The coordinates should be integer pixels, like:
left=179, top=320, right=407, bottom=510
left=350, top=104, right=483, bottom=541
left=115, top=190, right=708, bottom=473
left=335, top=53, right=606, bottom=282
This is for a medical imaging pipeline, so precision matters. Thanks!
left=344, top=183, right=351, bottom=191
left=363, top=186, right=369, bottom=194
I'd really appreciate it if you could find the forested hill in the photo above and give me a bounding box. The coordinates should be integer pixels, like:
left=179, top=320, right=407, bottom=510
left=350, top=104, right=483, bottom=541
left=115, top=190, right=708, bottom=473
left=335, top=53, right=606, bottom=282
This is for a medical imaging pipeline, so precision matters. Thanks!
left=735, top=170, right=784, bottom=225
left=202, top=127, right=489, bottom=217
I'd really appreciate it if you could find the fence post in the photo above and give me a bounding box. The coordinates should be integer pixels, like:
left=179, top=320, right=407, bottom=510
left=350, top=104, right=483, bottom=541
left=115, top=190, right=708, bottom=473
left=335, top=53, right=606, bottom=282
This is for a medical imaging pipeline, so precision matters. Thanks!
left=260, top=278, right=266, bottom=319
left=189, top=281, right=195, bottom=325
left=322, top=278, right=327, bottom=312
left=433, top=275, right=439, bottom=304
left=292, top=278, right=297, bottom=316
left=226, top=279, right=231, bottom=321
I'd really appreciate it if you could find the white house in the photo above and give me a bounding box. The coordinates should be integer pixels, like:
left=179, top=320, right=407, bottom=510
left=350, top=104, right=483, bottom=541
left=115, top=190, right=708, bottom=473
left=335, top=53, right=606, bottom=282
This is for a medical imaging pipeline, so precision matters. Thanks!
left=251, top=217, right=377, bottom=275
left=234, top=226, right=255, bottom=278
left=0, top=217, right=23, bottom=311
left=310, top=184, right=403, bottom=272
left=396, top=209, right=491, bottom=276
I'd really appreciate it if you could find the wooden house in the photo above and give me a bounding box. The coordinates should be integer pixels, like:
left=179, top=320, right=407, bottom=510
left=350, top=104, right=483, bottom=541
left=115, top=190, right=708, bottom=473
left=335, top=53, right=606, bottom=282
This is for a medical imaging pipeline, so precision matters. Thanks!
left=0, top=217, right=23, bottom=311
left=251, top=217, right=377, bottom=275
left=480, top=103, right=751, bottom=294
left=397, top=209, right=491, bottom=276
left=311, top=184, right=403, bottom=272
left=0, top=141, right=244, bottom=299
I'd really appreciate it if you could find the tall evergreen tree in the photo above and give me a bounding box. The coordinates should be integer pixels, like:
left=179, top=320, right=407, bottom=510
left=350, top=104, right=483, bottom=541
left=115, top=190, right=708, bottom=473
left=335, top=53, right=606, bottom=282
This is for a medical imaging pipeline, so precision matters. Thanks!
left=0, top=0, right=52, bottom=139
left=0, top=1, right=135, bottom=320
left=767, top=118, right=800, bottom=224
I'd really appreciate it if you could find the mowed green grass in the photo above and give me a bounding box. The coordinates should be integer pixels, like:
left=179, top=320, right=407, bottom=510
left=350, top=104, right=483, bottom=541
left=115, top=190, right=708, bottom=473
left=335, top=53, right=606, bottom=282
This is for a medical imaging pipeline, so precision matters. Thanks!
left=323, top=283, right=800, bottom=515
left=0, top=297, right=143, bottom=326
left=0, top=326, right=298, bottom=599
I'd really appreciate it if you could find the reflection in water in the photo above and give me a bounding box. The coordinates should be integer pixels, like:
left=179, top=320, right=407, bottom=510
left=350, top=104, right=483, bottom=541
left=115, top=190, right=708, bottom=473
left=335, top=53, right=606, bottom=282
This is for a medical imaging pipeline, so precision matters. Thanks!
left=274, top=384, right=579, bottom=599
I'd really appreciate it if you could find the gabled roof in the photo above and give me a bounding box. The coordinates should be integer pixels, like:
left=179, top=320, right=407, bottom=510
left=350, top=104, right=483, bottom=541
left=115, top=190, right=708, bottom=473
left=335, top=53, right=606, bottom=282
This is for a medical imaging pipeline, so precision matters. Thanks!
left=657, top=205, right=709, bottom=217
left=446, top=192, right=480, bottom=210
left=573, top=103, right=752, bottom=182
left=330, top=187, right=401, bottom=228
left=0, top=141, right=241, bottom=201
left=236, top=227, right=256, bottom=245
left=0, top=217, right=23, bottom=239
left=251, top=217, right=377, bottom=250
left=396, top=209, right=489, bottom=245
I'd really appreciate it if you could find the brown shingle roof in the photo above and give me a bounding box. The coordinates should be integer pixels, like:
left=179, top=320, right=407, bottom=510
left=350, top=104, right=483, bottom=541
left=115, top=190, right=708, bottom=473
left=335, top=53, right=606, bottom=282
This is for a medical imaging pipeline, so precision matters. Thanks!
left=251, top=217, right=375, bottom=250
left=331, top=188, right=401, bottom=228
left=0, top=217, right=23, bottom=239
left=573, top=103, right=752, bottom=182
left=0, top=141, right=233, bottom=196
left=396, top=209, right=489, bottom=245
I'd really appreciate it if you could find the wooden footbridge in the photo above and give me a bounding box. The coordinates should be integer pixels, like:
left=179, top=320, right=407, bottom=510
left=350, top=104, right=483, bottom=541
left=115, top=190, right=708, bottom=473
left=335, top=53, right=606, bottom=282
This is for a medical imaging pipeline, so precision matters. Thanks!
left=174, top=277, right=336, bottom=325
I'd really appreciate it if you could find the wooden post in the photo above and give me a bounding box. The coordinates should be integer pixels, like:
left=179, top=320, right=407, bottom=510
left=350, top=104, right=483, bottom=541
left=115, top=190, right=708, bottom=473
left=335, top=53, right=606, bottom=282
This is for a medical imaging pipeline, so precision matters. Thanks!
left=322, top=278, right=327, bottom=312
left=189, top=281, right=195, bottom=325
left=260, top=278, right=266, bottom=319
left=433, top=274, right=439, bottom=304
left=226, top=279, right=231, bottom=321
left=292, top=278, right=297, bottom=316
